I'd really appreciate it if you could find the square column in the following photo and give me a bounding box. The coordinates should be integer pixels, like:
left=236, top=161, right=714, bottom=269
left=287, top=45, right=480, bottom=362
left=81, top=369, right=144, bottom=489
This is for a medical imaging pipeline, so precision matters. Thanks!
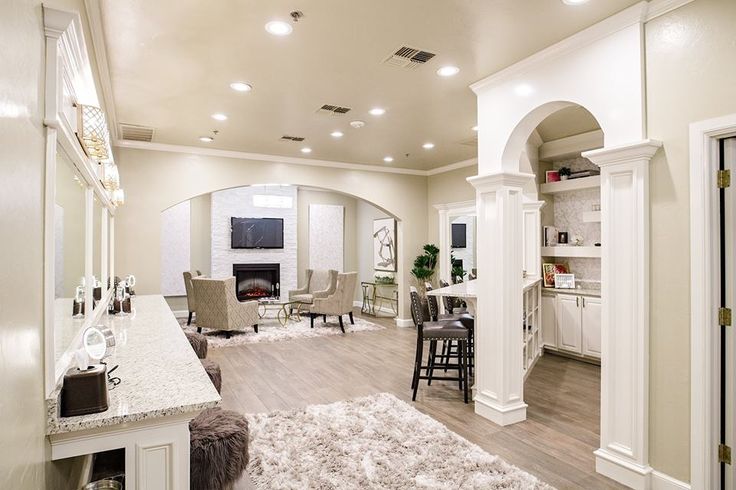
left=583, top=140, right=661, bottom=489
left=468, top=171, right=535, bottom=425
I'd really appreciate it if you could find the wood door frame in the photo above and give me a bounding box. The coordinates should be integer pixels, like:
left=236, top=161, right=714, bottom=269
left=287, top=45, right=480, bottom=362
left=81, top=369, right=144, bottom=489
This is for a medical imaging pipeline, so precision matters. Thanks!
left=690, top=113, right=736, bottom=489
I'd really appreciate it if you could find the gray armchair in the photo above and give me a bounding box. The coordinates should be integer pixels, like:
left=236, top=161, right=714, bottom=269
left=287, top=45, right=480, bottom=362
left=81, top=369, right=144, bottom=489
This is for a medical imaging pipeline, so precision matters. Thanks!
left=308, top=272, right=358, bottom=333
left=183, top=270, right=203, bottom=325
left=192, top=277, right=259, bottom=338
left=289, top=269, right=338, bottom=306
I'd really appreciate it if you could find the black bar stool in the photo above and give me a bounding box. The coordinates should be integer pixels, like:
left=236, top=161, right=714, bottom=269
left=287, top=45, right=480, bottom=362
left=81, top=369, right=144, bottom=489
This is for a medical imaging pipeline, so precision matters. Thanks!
left=428, top=282, right=475, bottom=376
left=409, top=288, right=469, bottom=403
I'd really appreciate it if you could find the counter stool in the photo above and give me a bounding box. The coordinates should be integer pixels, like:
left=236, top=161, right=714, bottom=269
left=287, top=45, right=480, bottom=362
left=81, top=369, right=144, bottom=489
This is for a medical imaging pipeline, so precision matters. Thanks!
left=201, top=359, right=222, bottom=394
left=409, top=288, right=469, bottom=403
left=186, top=331, right=209, bottom=359
left=190, top=408, right=249, bottom=490
left=426, top=284, right=475, bottom=376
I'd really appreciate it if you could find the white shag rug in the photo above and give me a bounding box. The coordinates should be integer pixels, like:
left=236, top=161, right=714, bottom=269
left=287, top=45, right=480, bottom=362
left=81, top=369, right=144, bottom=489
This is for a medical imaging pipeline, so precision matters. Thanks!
left=178, top=315, right=384, bottom=347
left=246, top=393, right=554, bottom=489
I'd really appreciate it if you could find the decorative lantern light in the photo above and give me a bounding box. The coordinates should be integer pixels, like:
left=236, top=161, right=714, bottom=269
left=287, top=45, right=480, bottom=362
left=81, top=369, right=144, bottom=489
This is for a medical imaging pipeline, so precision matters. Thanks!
left=78, top=104, right=110, bottom=161
left=111, top=188, right=125, bottom=206
left=102, top=161, right=120, bottom=191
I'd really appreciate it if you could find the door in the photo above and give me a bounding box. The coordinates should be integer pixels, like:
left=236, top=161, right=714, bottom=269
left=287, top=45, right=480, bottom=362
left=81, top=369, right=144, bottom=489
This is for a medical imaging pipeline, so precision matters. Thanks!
left=541, top=295, right=557, bottom=347
left=582, top=296, right=602, bottom=358
left=556, top=294, right=581, bottom=354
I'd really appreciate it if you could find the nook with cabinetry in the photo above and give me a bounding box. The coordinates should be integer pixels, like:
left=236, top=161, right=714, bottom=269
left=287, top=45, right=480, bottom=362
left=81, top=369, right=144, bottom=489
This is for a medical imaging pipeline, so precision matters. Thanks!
left=541, top=290, right=601, bottom=361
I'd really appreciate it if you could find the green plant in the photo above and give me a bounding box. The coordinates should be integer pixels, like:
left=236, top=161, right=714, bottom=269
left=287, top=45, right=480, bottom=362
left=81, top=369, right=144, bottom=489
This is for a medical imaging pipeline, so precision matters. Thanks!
left=450, top=251, right=466, bottom=282
left=411, top=244, right=439, bottom=285
left=558, top=166, right=572, bottom=177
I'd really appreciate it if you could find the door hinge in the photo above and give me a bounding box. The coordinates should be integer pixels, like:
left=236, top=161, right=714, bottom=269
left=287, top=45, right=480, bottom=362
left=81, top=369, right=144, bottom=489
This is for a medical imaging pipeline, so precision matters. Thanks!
left=718, top=169, right=731, bottom=188
left=720, top=307, right=732, bottom=327
left=719, top=444, right=732, bottom=465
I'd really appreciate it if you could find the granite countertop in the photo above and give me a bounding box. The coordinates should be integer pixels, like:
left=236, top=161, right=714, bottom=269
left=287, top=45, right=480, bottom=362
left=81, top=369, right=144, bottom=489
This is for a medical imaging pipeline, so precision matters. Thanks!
left=47, top=295, right=221, bottom=436
left=542, top=287, right=601, bottom=297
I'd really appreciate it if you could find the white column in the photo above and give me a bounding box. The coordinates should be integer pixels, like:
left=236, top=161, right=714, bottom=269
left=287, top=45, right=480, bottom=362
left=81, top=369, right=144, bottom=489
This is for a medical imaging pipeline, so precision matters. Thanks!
left=522, top=200, right=545, bottom=278
left=583, top=140, right=661, bottom=490
left=436, top=207, right=450, bottom=284
left=468, top=171, right=535, bottom=425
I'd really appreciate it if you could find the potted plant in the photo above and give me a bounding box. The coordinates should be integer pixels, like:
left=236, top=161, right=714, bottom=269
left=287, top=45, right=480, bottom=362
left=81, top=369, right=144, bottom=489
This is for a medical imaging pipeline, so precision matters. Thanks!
left=411, top=244, right=439, bottom=289
left=558, top=167, right=572, bottom=181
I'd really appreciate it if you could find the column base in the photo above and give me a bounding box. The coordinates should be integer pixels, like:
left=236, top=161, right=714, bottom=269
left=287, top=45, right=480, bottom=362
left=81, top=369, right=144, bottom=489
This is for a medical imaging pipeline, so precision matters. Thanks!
left=474, top=391, right=528, bottom=426
left=595, top=448, right=652, bottom=490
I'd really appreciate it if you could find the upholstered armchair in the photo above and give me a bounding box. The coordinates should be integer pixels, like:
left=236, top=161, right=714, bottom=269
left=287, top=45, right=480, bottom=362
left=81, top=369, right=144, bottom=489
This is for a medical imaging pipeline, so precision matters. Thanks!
left=289, top=269, right=338, bottom=306
left=183, top=270, right=203, bottom=325
left=309, top=272, right=358, bottom=333
left=192, top=277, right=259, bottom=338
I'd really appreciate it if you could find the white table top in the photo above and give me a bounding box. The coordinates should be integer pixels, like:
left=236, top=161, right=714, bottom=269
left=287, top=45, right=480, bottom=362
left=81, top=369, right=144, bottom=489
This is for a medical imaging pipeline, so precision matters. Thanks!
left=426, top=277, right=541, bottom=299
left=47, top=295, right=221, bottom=435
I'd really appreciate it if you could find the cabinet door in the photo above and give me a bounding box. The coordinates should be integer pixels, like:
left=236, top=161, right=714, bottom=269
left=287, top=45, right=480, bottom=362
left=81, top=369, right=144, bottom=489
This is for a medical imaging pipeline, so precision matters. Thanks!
left=582, top=296, right=602, bottom=358
left=541, top=295, right=557, bottom=347
left=556, top=294, right=582, bottom=354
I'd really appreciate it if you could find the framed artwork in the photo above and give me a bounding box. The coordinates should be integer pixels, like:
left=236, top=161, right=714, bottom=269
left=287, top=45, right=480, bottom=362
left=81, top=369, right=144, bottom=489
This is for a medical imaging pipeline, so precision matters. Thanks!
left=554, top=273, right=576, bottom=289
left=373, top=218, right=397, bottom=272
left=542, top=263, right=568, bottom=288
left=545, top=170, right=560, bottom=183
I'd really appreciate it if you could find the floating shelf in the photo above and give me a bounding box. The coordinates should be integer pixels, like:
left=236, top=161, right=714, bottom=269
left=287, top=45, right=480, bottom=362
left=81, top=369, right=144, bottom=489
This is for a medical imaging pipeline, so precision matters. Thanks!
left=540, top=175, right=601, bottom=194
left=541, top=246, right=602, bottom=258
left=582, top=211, right=601, bottom=223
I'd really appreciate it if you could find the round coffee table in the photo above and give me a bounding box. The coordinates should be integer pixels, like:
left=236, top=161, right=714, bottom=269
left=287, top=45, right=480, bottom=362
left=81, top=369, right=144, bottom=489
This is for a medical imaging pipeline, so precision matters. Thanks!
left=257, top=298, right=308, bottom=326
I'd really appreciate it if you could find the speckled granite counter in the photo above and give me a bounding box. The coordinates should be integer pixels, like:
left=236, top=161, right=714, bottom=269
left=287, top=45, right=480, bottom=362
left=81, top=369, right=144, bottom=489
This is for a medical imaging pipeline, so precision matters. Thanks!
left=46, top=295, right=220, bottom=435
left=541, top=287, right=601, bottom=297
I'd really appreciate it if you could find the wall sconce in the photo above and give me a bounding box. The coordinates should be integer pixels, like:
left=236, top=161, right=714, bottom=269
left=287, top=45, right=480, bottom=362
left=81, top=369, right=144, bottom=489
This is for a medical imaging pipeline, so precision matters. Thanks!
left=77, top=104, right=110, bottom=161
left=111, top=188, right=125, bottom=206
left=102, top=161, right=120, bottom=191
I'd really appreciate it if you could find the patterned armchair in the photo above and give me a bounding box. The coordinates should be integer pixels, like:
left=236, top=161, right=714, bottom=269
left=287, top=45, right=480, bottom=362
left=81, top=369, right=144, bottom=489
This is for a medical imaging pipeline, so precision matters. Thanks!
left=309, top=272, right=358, bottom=333
left=183, top=270, right=203, bottom=325
left=289, top=269, right=338, bottom=305
left=192, top=277, right=259, bottom=338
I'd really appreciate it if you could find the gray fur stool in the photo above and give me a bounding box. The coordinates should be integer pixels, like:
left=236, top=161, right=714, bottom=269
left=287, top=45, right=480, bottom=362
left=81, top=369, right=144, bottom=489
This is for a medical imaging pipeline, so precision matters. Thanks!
left=190, top=408, right=249, bottom=490
left=201, top=359, right=222, bottom=394
left=185, top=331, right=208, bottom=359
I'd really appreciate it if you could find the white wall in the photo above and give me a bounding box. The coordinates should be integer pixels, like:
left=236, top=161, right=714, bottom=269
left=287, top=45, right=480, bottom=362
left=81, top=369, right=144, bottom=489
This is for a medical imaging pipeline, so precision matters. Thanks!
left=160, top=200, right=190, bottom=296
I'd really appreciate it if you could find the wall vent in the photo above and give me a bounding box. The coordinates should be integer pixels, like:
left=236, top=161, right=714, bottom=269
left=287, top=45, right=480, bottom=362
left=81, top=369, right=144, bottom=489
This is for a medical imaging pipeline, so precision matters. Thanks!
left=119, top=123, right=155, bottom=142
left=316, top=104, right=351, bottom=115
left=280, top=135, right=305, bottom=142
left=383, top=45, right=436, bottom=69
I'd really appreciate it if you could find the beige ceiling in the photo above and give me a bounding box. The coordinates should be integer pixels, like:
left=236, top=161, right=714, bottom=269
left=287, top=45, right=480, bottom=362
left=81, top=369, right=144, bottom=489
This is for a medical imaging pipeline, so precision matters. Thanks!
left=535, top=106, right=601, bottom=142
left=100, top=0, right=641, bottom=171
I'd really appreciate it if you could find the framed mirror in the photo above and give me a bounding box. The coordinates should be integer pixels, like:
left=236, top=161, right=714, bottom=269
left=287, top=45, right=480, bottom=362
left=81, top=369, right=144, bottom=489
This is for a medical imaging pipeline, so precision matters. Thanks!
left=450, top=215, right=476, bottom=282
left=92, top=193, right=106, bottom=310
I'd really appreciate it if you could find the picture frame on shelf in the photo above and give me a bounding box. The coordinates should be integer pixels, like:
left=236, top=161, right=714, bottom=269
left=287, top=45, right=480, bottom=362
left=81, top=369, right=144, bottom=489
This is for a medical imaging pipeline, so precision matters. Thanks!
left=545, top=170, right=560, bottom=183
left=542, top=263, right=568, bottom=288
left=554, top=273, right=576, bottom=289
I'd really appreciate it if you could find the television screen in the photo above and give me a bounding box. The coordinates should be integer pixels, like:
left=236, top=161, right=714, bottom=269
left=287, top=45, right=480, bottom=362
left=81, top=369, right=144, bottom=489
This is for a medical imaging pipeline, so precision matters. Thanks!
left=451, top=223, right=467, bottom=248
left=231, top=218, right=284, bottom=249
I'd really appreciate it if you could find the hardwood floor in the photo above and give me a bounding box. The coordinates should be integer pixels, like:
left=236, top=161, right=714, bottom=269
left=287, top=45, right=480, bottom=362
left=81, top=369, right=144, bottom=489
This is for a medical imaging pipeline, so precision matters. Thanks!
left=208, top=309, right=625, bottom=489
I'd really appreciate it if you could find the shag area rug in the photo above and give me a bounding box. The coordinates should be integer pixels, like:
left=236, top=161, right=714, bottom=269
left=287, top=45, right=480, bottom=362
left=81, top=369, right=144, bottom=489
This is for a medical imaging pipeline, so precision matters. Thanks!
left=178, top=315, right=384, bottom=348
left=246, top=393, right=554, bottom=489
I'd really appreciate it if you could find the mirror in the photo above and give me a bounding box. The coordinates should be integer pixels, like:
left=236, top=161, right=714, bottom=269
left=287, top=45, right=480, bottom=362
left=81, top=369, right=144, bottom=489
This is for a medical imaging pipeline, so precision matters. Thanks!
left=54, top=146, right=87, bottom=365
left=82, top=327, right=107, bottom=362
left=92, top=194, right=104, bottom=307
left=450, top=215, right=476, bottom=282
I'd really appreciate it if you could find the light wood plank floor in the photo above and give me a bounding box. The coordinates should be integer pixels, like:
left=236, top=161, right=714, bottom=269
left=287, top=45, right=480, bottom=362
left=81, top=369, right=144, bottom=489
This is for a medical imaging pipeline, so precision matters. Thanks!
left=208, top=309, right=625, bottom=489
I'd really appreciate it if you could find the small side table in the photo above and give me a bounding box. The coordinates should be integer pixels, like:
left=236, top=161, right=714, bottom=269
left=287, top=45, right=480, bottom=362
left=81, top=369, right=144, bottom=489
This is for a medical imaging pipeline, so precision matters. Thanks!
left=360, top=282, right=398, bottom=317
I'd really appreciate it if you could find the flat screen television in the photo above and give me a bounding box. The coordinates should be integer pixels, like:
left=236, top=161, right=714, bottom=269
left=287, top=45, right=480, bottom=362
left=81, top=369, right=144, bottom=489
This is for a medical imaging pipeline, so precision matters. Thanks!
left=451, top=223, right=467, bottom=248
left=231, top=217, right=284, bottom=249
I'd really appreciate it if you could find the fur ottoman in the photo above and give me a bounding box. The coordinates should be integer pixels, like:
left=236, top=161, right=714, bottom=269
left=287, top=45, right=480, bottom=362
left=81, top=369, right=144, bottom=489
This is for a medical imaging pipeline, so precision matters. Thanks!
left=185, top=331, right=208, bottom=359
left=200, top=359, right=222, bottom=394
left=190, top=408, right=249, bottom=490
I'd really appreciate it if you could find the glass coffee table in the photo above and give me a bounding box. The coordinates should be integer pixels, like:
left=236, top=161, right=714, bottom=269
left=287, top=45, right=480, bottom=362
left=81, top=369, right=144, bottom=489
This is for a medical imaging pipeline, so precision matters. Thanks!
left=257, top=298, right=308, bottom=326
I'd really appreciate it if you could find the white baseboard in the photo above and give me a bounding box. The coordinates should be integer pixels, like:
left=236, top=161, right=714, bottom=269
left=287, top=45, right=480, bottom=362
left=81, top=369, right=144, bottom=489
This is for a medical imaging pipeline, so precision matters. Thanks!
left=595, top=449, right=652, bottom=490
left=352, top=300, right=397, bottom=317
left=651, top=470, right=690, bottom=490
left=171, top=309, right=188, bottom=319
left=395, top=318, right=414, bottom=328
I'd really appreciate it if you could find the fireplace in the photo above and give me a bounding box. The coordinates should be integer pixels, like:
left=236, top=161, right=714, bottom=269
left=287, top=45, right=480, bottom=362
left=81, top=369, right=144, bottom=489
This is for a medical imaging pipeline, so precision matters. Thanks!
left=233, top=263, right=280, bottom=301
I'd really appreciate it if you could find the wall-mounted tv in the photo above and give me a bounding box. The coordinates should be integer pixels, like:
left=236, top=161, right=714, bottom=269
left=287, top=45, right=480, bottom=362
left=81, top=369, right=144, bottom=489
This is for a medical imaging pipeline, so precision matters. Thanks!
left=451, top=223, right=467, bottom=248
left=231, top=217, right=284, bottom=249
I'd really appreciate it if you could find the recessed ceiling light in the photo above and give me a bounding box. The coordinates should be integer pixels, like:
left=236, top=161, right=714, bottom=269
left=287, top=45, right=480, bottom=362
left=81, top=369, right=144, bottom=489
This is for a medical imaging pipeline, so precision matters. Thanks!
left=422, top=142, right=435, bottom=149
left=514, top=83, right=534, bottom=96
left=472, top=125, right=479, bottom=131
left=369, top=108, right=386, bottom=116
left=562, top=0, right=589, bottom=5
left=330, top=131, right=344, bottom=138
left=383, top=156, right=394, bottom=163
left=265, top=20, right=293, bottom=36
left=211, top=113, right=228, bottom=121
left=436, top=65, right=460, bottom=77
left=350, top=120, right=365, bottom=129
left=199, top=136, right=213, bottom=143
left=301, top=147, right=312, bottom=154
left=230, top=82, right=252, bottom=92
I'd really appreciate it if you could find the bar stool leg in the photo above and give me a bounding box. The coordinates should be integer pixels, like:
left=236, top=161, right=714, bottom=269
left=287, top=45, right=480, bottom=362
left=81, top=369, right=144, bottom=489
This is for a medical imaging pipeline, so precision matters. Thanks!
left=412, top=337, right=424, bottom=401
left=411, top=336, right=422, bottom=391
left=427, top=340, right=437, bottom=386
left=462, top=339, right=469, bottom=404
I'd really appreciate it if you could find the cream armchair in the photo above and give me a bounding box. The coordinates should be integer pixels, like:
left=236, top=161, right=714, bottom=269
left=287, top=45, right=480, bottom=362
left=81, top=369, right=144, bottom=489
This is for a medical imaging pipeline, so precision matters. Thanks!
left=183, top=270, right=203, bottom=325
left=289, top=269, right=338, bottom=306
left=309, top=272, right=358, bottom=333
left=192, top=277, right=259, bottom=338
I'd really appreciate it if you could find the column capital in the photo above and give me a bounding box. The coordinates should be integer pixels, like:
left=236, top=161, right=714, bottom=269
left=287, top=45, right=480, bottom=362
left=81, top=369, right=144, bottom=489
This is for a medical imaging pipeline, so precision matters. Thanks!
left=582, top=139, right=662, bottom=168
left=467, top=171, right=535, bottom=192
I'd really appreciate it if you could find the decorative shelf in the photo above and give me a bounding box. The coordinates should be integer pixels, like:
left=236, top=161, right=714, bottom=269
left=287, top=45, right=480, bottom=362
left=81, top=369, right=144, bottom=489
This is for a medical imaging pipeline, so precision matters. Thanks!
left=541, top=246, right=602, bottom=258
left=582, top=211, right=601, bottom=223
left=540, top=176, right=601, bottom=194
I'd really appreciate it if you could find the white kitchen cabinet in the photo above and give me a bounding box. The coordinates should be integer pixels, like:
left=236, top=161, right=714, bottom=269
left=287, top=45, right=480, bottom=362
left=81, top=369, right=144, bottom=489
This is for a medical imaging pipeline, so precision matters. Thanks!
left=557, top=294, right=583, bottom=354
left=541, top=295, right=557, bottom=347
left=581, top=296, right=602, bottom=358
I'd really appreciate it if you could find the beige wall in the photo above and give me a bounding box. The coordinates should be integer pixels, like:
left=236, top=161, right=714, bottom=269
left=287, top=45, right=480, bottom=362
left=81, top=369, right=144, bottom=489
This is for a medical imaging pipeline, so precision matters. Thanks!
left=356, top=200, right=391, bottom=302
left=646, top=0, right=736, bottom=481
left=115, top=147, right=428, bottom=320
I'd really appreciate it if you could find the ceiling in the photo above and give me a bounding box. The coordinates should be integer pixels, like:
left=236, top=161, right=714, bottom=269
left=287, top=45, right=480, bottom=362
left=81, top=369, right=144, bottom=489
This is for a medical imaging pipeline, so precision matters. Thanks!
left=100, top=0, right=641, bottom=171
left=535, top=106, right=600, bottom=142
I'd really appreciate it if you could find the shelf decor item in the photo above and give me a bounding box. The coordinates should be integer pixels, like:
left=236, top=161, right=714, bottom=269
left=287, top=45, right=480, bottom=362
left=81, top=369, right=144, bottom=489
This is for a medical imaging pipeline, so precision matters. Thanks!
left=558, top=167, right=572, bottom=181
left=554, top=273, right=576, bottom=289
left=545, top=170, right=560, bottom=183
left=558, top=231, right=569, bottom=244
left=542, top=263, right=569, bottom=288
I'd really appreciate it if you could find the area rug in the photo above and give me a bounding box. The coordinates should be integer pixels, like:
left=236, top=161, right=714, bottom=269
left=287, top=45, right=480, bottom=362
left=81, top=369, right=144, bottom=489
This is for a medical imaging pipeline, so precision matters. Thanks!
left=245, top=393, right=554, bottom=489
left=178, top=315, right=384, bottom=348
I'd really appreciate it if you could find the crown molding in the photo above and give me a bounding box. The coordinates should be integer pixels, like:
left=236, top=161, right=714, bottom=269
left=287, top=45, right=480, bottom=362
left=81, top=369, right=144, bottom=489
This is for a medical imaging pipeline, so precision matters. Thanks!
left=582, top=139, right=662, bottom=167
left=645, top=0, right=695, bottom=21
left=433, top=200, right=476, bottom=212
left=467, top=171, right=536, bottom=192
left=426, top=158, right=478, bottom=176
left=84, top=0, right=119, bottom=142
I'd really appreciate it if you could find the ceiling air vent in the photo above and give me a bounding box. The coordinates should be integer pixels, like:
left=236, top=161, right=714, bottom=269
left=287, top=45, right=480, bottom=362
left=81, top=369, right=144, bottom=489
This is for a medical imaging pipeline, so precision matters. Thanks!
left=316, top=104, right=351, bottom=115
left=383, top=46, right=436, bottom=69
left=119, top=123, right=154, bottom=142
left=280, top=135, right=305, bottom=142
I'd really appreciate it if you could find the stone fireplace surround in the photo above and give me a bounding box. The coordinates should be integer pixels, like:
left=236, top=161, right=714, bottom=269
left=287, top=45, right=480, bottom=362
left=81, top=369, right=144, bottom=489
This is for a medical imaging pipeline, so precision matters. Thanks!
left=233, top=263, right=280, bottom=301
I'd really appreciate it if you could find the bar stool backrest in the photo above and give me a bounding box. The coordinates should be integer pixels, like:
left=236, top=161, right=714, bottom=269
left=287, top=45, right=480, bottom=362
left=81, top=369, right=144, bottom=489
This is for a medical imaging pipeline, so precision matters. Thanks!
left=439, top=279, right=455, bottom=313
left=409, top=288, right=425, bottom=328
left=424, top=283, right=440, bottom=321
